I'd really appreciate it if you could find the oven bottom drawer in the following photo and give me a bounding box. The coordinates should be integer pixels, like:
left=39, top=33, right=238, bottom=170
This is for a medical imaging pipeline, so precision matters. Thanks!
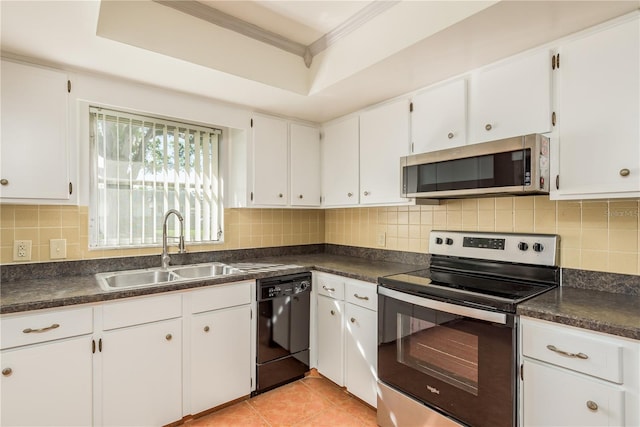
left=377, top=381, right=464, bottom=427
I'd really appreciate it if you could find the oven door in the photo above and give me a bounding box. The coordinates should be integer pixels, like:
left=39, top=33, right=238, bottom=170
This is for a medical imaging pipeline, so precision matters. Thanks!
left=378, top=287, right=516, bottom=427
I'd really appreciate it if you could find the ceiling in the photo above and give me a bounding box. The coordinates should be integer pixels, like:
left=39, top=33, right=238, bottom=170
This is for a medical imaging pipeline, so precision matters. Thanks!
left=1, top=1, right=638, bottom=123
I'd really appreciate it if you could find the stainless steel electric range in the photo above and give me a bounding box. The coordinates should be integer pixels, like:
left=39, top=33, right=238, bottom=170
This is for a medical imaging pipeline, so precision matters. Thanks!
left=377, top=230, right=560, bottom=427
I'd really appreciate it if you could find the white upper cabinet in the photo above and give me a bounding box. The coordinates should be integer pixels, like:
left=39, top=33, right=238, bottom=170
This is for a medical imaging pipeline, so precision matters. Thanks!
left=251, top=114, right=289, bottom=206
left=1, top=60, right=71, bottom=202
left=411, top=78, right=467, bottom=153
left=321, top=116, right=360, bottom=207
left=290, top=123, right=321, bottom=206
left=469, top=49, right=553, bottom=144
left=552, top=16, right=639, bottom=199
left=359, top=98, right=411, bottom=205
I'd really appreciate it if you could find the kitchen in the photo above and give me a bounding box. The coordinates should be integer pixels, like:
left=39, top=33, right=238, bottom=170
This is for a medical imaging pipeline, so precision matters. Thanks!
left=1, top=1, right=639, bottom=426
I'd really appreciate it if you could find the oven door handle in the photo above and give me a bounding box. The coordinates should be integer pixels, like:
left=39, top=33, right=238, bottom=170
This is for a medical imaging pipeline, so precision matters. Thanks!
left=378, top=286, right=507, bottom=325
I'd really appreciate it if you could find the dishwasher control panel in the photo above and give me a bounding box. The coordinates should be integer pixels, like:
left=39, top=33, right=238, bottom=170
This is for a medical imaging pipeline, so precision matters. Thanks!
left=258, top=273, right=311, bottom=301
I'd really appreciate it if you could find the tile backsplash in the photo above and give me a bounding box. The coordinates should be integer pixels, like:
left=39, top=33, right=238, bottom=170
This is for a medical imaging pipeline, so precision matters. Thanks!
left=1, top=196, right=639, bottom=275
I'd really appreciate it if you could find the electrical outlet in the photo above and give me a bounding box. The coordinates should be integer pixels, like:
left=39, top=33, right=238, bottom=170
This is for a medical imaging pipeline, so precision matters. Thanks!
left=13, top=240, right=32, bottom=261
left=50, top=239, right=67, bottom=260
left=377, top=232, right=386, bottom=247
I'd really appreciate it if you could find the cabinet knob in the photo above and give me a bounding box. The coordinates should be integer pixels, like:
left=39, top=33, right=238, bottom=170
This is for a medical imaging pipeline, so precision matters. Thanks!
left=447, top=132, right=454, bottom=139
left=586, top=401, right=598, bottom=411
left=298, top=194, right=303, bottom=199
left=278, top=193, right=283, bottom=198
left=347, top=192, right=353, bottom=198
left=0, top=179, right=8, bottom=186
left=485, top=124, right=493, bottom=131
left=203, top=326, right=210, bottom=332
left=165, top=334, right=173, bottom=341
left=363, top=191, right=370, bottom=196
left=2, top=368, right=12, bottom=376
left=620, top=168, right=630, bottom=177
left=350, top=317, right=356, bottom=323
left=330, top=310, right=335, bottom=316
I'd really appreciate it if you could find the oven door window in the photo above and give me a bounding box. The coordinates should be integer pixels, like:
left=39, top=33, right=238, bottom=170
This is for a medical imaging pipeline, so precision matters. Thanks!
left=378, top=294, right=515, bottom=427
left=397, top=312, right=479, bottom=396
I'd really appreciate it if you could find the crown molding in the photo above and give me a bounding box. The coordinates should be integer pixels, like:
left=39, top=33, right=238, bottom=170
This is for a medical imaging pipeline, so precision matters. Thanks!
left=154, top=0, right=400, bottom=68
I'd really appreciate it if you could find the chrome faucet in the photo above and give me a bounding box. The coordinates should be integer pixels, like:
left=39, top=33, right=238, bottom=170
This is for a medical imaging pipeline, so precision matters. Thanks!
left=161, top=209, right=186, bottom=269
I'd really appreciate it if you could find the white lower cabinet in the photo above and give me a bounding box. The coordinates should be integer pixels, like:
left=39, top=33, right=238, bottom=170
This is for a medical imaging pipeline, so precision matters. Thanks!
left=100, top=293, right=183, bottom=426
left=101, top=317, right=182, bottom=427
left=316, top=294, right=345, bottom=386
left=314, top=272, right=378, bottom=407
left=520, top=317, right=640, bottom=427
left=0, top=306, right=94, bottom=427
left=187, top=282, right=253, bottom=415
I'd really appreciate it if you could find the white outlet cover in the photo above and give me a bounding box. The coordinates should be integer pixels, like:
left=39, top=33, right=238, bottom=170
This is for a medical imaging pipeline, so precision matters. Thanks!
left=13, top=240, right=32, bottom=261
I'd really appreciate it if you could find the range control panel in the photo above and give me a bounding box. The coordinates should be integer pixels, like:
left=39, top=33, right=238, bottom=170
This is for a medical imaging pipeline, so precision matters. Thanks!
left=430, top=230, right=559, bottom=267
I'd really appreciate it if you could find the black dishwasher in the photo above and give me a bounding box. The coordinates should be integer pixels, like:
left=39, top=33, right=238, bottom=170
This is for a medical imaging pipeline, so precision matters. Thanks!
left=255, top=273, right=311, bottom=395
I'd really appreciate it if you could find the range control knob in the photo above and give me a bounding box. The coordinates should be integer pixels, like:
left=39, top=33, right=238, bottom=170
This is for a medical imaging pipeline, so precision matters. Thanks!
left=445, top=238, right=454, bottom=245
left=533, top=243, right=544, bottom=252
left=518, top=242, right=529, bottom=251
left=435, top=237, right=443, bottom=245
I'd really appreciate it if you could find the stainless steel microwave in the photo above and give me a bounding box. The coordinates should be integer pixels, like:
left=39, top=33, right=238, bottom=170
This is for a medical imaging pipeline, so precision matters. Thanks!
left=401, top=134, right=550, bottom=199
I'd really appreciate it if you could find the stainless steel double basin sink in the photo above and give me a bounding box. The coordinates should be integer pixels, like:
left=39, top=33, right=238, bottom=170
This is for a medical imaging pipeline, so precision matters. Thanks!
left=95, top=262, right=241, bottom=291
left=95, top=262, right=300, bottom=292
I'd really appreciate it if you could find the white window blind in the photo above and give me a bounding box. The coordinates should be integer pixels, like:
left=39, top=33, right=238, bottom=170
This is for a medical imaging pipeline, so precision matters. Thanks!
left=89, top=107, right=222, bottom=249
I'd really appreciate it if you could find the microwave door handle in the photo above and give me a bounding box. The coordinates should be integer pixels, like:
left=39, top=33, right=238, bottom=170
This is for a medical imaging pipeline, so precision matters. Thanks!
left=378, top=286, right=507, bottom=325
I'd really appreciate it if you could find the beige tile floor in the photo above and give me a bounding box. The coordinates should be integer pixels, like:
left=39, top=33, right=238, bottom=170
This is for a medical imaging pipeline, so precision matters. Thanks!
left=185, top=373, right=377, bottom=427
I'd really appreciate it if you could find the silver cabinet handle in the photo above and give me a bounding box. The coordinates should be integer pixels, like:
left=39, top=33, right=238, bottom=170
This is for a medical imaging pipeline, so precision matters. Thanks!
left=350, top=317, right=356, bottom=323
left=546, top=344, right=588, bottom=359
left=0, top=179, right=8, bottom=186
left=347, top=192, right=353, bottom=197
left=165, top=334, right=173, bottom=341
left=485, top=123, right=492, bottom=131
left=322, top=285, right=335, bottom=292
left=330, top=310, right=335, bottom=316
left=203, top=326, right=210, bottom=332
left=447, top=132, right=454, bottom=139
left=354, top=293, right=369, bottom=301
left=586, top=401, right=598, bottom=411
left=2, top=368, right=12, bottom=376
left=620, top=168, right=630, bottom=177
left=23, top=323, right=60, bottom=334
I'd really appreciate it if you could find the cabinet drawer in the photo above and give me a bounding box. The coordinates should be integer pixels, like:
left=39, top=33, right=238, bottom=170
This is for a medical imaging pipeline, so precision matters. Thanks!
left=315, top=272, right=345, bottom=300
left=1, top=306, right=93, bottom=349
left=189, top=281, right=253, bottom=314
left=523, top=359, right=624, bottom=427
left=522, top=318, right=623, bottom=383
left=103, top=293, right=182, bottom=331
left=345, top=280, right=377, bottom=311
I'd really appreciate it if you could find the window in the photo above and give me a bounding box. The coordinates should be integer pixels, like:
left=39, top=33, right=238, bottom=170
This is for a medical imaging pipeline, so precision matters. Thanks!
left=89, top=107, right=222, bottom=249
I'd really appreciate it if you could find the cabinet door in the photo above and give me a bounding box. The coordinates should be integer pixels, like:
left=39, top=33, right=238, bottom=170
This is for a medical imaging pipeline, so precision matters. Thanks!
left=101, top=318, right=182, bottom=426
left=321, top=116, right=360, bottom=206
left=0, top=60, right=70, bottom=200
left=1, top=336, right=93, bottom=426
left=290, top=123, right=321, bottom=206
left=469, top=49, right=552, bottom=144
left=252, top=115, right=288, bottom=206
left=411, top=78, right=467, bottom=153
left=523, top=359, right=624, bottom=427
left=190, top=305, right=251, bottom=414
left=554, top=18, right=639, bottom=199
left=359, top=98, right=411, bottom=205
left=345, top=303, right=378, bottom=408
left=316, top=295, right=344, bottom=386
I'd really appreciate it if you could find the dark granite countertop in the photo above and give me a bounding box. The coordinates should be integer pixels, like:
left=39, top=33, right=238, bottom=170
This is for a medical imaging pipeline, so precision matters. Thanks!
left=0, top=253, right=419, bottom=315
left=518, top=287, right=640, bottom=341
